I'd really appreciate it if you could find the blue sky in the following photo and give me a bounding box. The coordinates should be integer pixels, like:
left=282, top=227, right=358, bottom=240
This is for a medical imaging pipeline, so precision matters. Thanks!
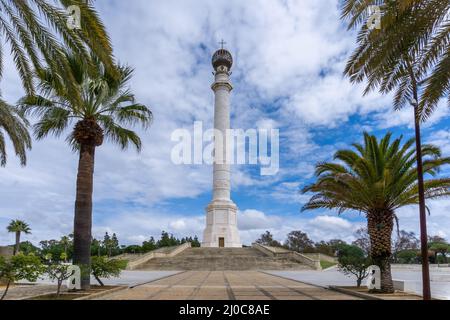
left=1, top=0, right=449, bottom=246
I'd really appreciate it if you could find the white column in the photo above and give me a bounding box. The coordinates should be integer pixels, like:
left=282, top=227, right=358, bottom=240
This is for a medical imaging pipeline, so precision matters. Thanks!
left=212, top=71, right=233, bottom=201
left=202, top=53, right=242, bottom=248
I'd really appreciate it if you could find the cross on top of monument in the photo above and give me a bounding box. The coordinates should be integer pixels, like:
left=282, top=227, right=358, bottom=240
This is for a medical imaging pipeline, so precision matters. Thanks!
left=219, top=39, right=226, bottom=49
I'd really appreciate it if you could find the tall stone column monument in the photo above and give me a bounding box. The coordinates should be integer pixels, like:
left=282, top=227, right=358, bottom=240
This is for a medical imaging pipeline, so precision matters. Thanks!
left=202, top=45, right=242, bottom=248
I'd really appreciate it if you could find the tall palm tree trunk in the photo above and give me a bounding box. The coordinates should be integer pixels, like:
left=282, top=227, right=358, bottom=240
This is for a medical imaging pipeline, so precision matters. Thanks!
left=14, top=232, right=20, bottom=255
left=73, top=143, right=96, bottom=291
left=367, top=210, right=394, bottom=293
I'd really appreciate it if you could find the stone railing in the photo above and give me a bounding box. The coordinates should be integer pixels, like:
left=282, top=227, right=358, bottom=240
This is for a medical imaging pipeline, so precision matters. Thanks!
left=252, top=243, right=321, bottom=270
left=125, top=242, right=192, bottom=270
left=303, top=253, right=338, bottom=263
left=0, top=246, right=13, bottom=257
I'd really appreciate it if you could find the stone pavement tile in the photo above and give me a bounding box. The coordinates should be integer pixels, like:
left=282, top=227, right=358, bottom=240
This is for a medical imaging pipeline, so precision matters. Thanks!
left=196, top=288, right=229, bottom=296
left=235, top=295, right=272, bottom=300
left=192, top=295, right=229, bottom=300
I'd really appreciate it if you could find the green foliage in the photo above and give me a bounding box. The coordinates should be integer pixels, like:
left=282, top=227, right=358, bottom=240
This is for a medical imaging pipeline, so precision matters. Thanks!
left=0, top=100, right=31, bottom=166
left=396, top=250, right=419, bottom=264
left=302, top=132, right=450, bottom=214
left=0, top=253, right=43, bottom=282
left=340, top=0, right=450, bottom=120
left=18, top=241, right=40, bottom=256
left=0, top=253, right=43, bottom=300
left=284, top=230, right=314, bottom=253
left=320, top=260, right=337, bottom=270
left=7, top=219, right=31, bottom=234
left=91, top=256, right=127, bottom=286
left=141, top=236, right=157, bottom=253
left=255, top=231, right=282, bottom=247
left=337, top=244, right=372, bottom=287
left=44, top=253, right=75, bottom=297
left=157, top=231, right=180, bottom=248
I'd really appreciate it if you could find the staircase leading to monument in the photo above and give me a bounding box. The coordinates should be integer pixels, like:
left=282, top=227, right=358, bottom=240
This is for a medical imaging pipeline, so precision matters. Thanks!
left=137, top=247, right=312, bottom=271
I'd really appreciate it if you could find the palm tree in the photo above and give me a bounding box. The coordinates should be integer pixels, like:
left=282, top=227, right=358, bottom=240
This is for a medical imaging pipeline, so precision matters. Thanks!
left=0, top=0, right=115, bottom=99
left=340, top=0, right=450, bottom=117
left=0, top=1, right=116, bottom=166
left=20, top=52, right=153, bottom=290
left=0, top=98, right=31, bottom=166
left=339, top=1, right=445, bottom=299
left=60, top=236, right=72, bottom=262
left=302, top=132, right=450, bottom=293
left=7, top=220, right=31, bottom=255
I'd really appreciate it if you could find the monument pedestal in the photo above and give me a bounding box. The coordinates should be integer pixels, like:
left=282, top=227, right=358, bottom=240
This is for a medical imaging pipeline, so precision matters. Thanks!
left=202, top=200, right=242, bottom=248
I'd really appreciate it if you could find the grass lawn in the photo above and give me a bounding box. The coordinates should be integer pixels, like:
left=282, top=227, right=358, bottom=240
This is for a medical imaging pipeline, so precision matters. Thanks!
left=320, top=260, right=337, bottom=269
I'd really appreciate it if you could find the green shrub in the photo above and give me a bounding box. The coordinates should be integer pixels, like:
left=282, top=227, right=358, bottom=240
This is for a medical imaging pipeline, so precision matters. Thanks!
left=91, top=256, right=127, bottom=286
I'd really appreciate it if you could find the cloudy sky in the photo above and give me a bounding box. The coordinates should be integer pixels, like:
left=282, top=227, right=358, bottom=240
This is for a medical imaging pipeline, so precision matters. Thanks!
left=1, top=0, right=449, bottom=246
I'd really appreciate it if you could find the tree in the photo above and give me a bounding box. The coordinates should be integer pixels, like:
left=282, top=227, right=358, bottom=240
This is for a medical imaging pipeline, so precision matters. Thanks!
left=352, top=228, right=371, bottom=255
left=0, top=100, right=31, bottom=166
left=284, top=231, right=314, bottom=253
left=397, top=250, right=420, bottom=264
left=0, top=253, right=43, bottom=300
left=428, top=235, right=447, bottom=243
left=91, top=256, right=127, bottom=286
left=40, top=239, right=66, bottom=261
left=103, top=232, right=112, bottom=257
left=255, top=231, right=282, bottom=247
left=340, top=1, right=449, bottom=299
left=157, top=231, right=179, bottom=247
left=302, top=132, right=450, bottom=293
left=315, top=239, right=347, bottom=256
left=393, top=230, right=420, bottom=262
left=429, top=242, right=449, bottom=264
left=7, top=220, right=31, bottom=255
left=191, top=236, right=201, bottom=248
left=340, top=0, right=450, bottom=119
left=20, top=53, right=152, bottom=290
left=337, top=244, right=372, bottom=288
left=18, top=241, right=40, bottom=256
left=0, top=0, right=115, bottom=99
left=91, top=238, right=103, bottom=257
left=59, top=236, right=73, bottom=262
left=110, top=233, right=120, bottom=256
left=0, top=1, right=117, bottom=166
left=142, top=236, right=157, bottom=253
left=44, top=254, right=75, bottom=298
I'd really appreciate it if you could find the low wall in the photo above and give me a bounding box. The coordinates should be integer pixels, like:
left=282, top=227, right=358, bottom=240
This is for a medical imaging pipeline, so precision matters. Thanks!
left=252, top=243, right=321, bottom=270
left=303, top=253, right=337, bottom=263
left=0, top=246, right=13, bottom=257
left=126, top=242, right=191, bottom=270
left=391, top=264, right=450, bottom=271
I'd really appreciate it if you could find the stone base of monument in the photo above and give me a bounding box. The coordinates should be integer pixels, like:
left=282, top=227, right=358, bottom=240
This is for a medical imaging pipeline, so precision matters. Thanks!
left=202, top=200, right=242, bottom=248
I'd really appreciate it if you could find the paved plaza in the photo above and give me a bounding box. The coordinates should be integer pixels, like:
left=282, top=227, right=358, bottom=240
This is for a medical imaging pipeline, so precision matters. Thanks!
left=96, top=271, right=361, bottom=300
left=268, top=267, right=450, bottom=300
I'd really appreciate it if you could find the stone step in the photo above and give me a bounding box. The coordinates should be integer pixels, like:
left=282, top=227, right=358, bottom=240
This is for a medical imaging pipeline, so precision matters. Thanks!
left=137, top=247, right=311, bottom=271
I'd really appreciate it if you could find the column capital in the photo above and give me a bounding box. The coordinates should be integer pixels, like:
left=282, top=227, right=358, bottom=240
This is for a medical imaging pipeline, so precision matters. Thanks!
left=211, top=81, right=233, bottom=92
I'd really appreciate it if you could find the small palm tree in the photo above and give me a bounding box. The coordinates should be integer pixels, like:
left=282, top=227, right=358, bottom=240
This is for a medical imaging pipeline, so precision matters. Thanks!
left=20, top=52, right=152, bottom=290
left=0, top=98, right=31, bottom=166
left=60, top=236, right=72, bottom=262
left=7, top=220, right=31, bottom=255
left=302, top=132, right=450, bottom=293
